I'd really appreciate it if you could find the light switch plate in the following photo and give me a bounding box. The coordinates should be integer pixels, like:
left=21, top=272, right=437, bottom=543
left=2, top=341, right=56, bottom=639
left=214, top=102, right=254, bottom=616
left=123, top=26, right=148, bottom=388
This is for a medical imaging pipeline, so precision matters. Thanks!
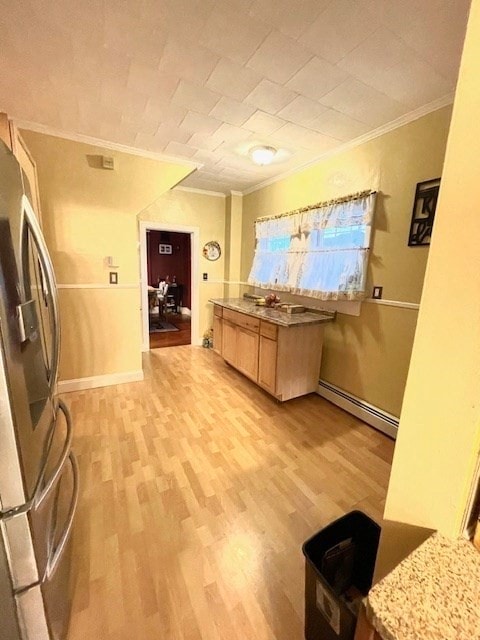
left=109, top=272, right=118, bottom=284
left=372, top=286, right=383, bottom=299
left=203, top=273, right=208, bottom=281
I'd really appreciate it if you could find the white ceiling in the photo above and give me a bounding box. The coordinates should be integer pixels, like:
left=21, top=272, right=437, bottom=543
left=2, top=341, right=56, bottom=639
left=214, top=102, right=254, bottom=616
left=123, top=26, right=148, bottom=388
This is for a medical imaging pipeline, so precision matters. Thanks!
left=0, top=0, right=471, bottom=194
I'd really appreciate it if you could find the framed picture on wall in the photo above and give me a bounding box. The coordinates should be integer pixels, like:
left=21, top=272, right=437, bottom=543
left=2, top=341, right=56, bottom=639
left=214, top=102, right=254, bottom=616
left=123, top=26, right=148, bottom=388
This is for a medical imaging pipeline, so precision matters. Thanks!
left=408, top=178, right=441, bottom=246
left=159, top=243, right=172, bottom=254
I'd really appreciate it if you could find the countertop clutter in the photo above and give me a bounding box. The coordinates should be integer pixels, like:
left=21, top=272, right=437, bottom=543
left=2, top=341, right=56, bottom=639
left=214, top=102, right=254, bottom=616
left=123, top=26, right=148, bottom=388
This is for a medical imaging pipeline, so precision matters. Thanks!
left=209, top=298, right=335, bottom=327
left=364, top=533, right=480, bottom=640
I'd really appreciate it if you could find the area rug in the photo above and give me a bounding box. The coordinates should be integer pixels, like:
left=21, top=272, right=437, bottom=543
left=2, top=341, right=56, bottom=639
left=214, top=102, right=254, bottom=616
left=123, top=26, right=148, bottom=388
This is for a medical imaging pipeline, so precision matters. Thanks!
left=150, top=322, right=179, bottom=333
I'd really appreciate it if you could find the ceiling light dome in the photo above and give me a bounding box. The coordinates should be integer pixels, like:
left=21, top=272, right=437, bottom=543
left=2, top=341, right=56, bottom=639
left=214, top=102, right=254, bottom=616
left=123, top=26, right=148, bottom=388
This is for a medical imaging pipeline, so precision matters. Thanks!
left=250, top=145, right=277, bottom=166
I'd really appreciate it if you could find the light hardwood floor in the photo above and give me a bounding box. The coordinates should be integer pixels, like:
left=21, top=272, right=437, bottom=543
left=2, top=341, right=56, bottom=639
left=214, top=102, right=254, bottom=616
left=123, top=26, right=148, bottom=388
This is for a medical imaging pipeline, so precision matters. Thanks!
left=64, top=346, right=394, bottom=640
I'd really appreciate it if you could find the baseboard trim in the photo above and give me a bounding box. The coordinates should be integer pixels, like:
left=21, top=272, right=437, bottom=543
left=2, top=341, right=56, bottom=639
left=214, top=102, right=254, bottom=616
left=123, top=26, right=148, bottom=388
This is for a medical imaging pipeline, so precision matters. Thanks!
left=58, top=370, right=144, bottom=393
left=317, top=380, right=398, bottom=439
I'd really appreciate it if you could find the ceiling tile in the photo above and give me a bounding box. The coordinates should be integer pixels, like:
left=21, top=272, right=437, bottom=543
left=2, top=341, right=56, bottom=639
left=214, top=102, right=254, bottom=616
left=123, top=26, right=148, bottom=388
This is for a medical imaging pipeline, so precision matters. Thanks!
left=164, top=141, right=198, bottom=158
left=309, top=109, right=371, bottom=141
left=210, top=123, right=253, bottom=145
left=244, top=79, right=298, bottom=115
left=246, top=30, right=313, bottom=84
left=199, top=3, right=271, bottom=65
left=206, top=57, right=263, bottom=101
left=171, top=79, right=221, bottom=115
left=298, top=0, right=381, bottom=64
left=243, top=110, right=287, bottom=135
left=337, top=27, right=414, bottom=84
left=209, top=97, right=257, bottom=126
left=393, top=1, right=471, bottom=83
left=153, top=124, right=192, bottom=147
left=1, top=0, right=469, bottom=194
left=286, top=57, right=349, bottom=101
left=319, top=78, right=405, bottom=127
left=188, top=133, right=223, bottom=152
left=271, top=122, right=338, bottom=149
left=179, top=111, right=222, bottom=135
left=358, top=0, right=447, bottom=33
left=277, top=95, right=329, bottom=127
left=143, top=100, right=187, bottom=128
left=158, top=38, right=220, bottom=84
left=192, top=148, right=222, bottom=164
left=248, top=0, right=331, bottom=39
left=363, top=58, right=453, bottom=109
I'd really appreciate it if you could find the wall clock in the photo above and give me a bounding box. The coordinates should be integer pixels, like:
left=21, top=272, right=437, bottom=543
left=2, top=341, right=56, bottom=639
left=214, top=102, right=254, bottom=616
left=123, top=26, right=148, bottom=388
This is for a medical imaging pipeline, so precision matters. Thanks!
left=203, top=241, right=221, bottom=261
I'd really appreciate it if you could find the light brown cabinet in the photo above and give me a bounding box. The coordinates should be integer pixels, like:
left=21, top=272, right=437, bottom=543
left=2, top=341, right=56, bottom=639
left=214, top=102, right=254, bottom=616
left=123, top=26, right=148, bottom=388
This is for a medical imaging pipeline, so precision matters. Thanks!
left=0, top=112, right=42, bottom=225
left=213, top=304, right=325, bottom=402
left=258, top=334, right=277, bottom=394
left=212, top=306, right=223, bottom=356
left=236, top=326, right=259, bottom=381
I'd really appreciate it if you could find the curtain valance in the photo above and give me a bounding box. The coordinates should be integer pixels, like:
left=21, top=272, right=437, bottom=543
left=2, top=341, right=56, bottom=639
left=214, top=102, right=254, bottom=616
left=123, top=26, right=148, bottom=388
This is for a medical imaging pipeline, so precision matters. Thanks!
left=248, top=191, right=377, bottom=301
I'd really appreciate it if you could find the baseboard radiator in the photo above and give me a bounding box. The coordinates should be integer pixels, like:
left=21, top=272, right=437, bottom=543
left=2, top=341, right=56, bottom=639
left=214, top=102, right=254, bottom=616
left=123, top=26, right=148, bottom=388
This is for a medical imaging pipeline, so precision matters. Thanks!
left=317, top=380, right=398, bottom=439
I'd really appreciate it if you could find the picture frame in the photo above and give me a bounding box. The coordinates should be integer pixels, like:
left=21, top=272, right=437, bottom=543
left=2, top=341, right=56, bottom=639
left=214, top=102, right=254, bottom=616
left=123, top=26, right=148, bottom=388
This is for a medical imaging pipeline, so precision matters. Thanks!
left=408, top=178, right=441, bottom=247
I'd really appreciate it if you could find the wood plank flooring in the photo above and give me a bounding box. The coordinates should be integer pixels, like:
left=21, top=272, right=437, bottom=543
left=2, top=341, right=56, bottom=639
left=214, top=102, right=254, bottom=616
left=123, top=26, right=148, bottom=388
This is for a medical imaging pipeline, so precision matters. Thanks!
left=64, top=346, right=394, bottom=640
left=149, top=314, right=191, bottom=349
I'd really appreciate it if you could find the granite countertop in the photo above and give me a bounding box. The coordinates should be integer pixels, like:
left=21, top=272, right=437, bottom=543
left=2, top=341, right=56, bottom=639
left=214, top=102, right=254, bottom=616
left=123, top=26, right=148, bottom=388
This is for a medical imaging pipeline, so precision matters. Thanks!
left=365, top=532, right=480, bottom=640
left=209, top=298, right=335, bottom=327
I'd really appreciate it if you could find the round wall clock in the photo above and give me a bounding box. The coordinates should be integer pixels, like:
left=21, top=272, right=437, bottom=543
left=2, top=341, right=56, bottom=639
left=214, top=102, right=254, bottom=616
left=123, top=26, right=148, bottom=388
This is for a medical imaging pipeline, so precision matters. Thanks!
left=203, top=241, right=221, bottom=261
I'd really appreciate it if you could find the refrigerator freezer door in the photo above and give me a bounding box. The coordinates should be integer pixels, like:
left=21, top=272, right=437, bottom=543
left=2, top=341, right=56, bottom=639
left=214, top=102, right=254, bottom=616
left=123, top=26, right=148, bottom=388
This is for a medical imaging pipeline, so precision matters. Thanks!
left=30, top=402, right=73, bottom=583
left=15, top=452, right=78, bottom=640
left=0, top=528, right=22, bottom=640
left=0, top=142, right=57, bottom=509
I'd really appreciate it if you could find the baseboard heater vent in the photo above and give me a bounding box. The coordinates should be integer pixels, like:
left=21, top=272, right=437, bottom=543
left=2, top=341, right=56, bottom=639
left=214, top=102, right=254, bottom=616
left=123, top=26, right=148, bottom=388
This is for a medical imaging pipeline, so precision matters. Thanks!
left=317, top=380, right=398, bottom=439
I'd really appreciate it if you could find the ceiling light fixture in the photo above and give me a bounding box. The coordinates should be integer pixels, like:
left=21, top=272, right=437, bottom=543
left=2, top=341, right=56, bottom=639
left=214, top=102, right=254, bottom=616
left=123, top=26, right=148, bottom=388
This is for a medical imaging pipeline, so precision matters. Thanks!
left=250, top=145, right=277, bottom=166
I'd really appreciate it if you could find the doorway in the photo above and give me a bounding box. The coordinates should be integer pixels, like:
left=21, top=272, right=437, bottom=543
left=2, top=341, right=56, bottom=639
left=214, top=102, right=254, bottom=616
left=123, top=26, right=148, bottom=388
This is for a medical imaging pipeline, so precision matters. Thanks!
left=139, top=221, right=200, bottom=351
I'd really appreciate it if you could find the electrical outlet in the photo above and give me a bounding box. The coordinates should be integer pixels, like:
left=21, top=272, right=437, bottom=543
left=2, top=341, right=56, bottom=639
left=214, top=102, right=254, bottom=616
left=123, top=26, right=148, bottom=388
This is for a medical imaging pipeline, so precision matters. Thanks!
left=372, top=285, right=383, bottom=299
left=109, top=272, right=118, bottom=284
left=203, top=273, right=208, bottom=281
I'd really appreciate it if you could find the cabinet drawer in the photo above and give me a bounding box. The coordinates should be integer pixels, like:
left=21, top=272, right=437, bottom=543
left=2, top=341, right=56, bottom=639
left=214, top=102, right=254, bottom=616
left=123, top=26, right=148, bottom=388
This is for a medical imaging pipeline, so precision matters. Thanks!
left=223, top=308, right=260, bottom=333
left=213, top=305, right=223, bottom=317
left=260, top=321, right=278, bottom=340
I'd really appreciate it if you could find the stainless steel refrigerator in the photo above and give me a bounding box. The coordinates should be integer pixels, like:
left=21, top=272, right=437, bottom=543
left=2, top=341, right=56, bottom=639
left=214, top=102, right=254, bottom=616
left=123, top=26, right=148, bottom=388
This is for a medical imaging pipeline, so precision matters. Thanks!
left=0, top=139, right=78, bottom=639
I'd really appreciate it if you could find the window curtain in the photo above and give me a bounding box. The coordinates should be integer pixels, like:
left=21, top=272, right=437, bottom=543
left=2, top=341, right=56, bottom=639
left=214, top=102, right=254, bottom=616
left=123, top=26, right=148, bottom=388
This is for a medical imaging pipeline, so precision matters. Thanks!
left=248, top=191, right=376, bottom=301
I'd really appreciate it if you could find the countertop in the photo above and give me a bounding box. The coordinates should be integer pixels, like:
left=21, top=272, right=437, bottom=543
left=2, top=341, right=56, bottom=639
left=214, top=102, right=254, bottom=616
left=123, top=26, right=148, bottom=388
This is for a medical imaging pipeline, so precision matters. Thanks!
left=209, top=298, right=335, bottom=327
left=365, top=532, right=480, bottom=640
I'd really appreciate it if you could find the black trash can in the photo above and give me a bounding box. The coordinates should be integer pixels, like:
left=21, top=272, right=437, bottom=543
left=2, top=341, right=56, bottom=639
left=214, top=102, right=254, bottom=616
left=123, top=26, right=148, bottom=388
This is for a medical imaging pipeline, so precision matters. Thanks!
left=302, top=510, right=380, bottom=640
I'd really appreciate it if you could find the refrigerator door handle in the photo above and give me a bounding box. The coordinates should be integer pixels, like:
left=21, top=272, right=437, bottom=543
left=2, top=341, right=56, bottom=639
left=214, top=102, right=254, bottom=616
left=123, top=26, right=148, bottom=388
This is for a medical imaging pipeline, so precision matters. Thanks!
left=34, top=400, right=72, bottom=508
left=21, top=194, right=60, bottom=391
left=45, top=451, right=79, bottom=580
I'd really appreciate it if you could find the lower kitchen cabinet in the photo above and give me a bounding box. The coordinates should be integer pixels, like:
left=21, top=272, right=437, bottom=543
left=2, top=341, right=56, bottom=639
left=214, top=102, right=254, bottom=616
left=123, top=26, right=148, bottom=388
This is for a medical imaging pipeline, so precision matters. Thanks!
left=212, top=310, right=223, bottom=356
left=214, top=304, right=325, bottom=402
left=236, top=326, right=259, bottom=381
left=258, top=335, right=277, bottom=394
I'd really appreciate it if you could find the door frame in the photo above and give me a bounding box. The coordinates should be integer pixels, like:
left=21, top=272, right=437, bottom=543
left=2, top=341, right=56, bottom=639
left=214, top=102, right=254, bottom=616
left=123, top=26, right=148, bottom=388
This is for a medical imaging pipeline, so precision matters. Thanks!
left=139, top=220, right=200, bottom=351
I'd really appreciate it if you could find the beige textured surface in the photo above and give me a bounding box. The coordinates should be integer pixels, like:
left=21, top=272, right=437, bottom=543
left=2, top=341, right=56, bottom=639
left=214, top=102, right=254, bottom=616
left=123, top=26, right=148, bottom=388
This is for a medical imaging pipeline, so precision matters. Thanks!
left=209, top=298, right=334, bottom=326
left=366, top=533, right=480, bottom=640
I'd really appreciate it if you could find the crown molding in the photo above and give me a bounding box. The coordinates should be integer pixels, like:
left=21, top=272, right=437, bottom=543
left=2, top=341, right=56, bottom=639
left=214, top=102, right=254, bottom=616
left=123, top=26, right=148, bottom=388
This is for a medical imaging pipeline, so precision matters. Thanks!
left=174, top=185, right=226, bottom=198
left=14, top=119, right=202, bottom=169
left=242, top=94, right=455, bottom=196
left=230, top=190, right=243, bottom=197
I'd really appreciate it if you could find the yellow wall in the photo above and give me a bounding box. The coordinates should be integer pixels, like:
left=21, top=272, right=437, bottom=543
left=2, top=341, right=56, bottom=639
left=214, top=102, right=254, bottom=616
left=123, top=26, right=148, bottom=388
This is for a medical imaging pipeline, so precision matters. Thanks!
left=383, top=0, right=480, bottom=537
left=242, top=107, right=452, bottom=416
left=22, top=131, right=194, bottom=381
left=224, top=193, right=243, bottom=298
left=138, top=189, right=227, bottom=341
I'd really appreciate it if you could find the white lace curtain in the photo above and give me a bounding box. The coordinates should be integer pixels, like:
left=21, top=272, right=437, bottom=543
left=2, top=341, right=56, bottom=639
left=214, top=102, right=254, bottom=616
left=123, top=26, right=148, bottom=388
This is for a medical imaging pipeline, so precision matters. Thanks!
left=248, top=191, right=377, bottom=301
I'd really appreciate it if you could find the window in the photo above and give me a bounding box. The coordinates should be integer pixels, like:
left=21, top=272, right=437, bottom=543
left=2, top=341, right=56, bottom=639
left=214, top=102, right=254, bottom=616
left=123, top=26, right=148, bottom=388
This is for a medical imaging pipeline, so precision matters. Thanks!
left=248, top=191, right=376, bottom=301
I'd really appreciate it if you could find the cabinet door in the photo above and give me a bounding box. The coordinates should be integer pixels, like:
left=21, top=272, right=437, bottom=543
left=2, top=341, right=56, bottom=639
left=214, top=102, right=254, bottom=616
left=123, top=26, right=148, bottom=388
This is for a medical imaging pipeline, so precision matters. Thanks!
left=222, top=320, right=237, bottom=365
left=14, top=132, right=43, bottom=226
left=236, top=327, right=259, bottom=381
left=213, top=315, right=223, bottom=355
left=258, top=335, right=277, bottom=394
